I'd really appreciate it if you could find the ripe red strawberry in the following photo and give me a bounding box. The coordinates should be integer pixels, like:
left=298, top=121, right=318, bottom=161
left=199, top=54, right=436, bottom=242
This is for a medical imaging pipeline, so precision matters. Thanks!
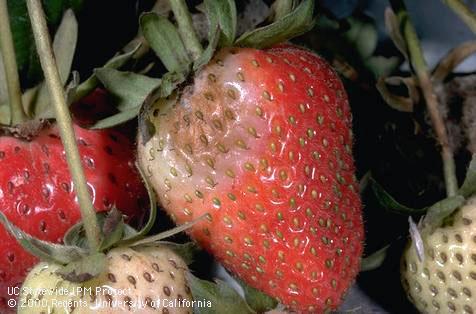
left=138, top=45, right=363, bottom=312
left=0, top=90, right=147, bottom=311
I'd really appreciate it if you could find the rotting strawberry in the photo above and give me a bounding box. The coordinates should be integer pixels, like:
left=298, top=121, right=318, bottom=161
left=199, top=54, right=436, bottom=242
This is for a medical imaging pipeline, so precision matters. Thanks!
left=401, top=197, right=476, bottom=314
left=18, top=246, right=193, bottom=314
left=136, top=1, right=364, bottom=310
left=0, top=90, right=148, bottom=311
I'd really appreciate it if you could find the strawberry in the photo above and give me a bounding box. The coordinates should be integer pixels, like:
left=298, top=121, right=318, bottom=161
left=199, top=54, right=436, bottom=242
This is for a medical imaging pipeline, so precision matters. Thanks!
left=138, top=44, right=363, bottom=312
left=18, top=246, right=193, bottom=313
left=401, top=197, right=476, bottom=314
left=0, top=89, right=148, bottom=311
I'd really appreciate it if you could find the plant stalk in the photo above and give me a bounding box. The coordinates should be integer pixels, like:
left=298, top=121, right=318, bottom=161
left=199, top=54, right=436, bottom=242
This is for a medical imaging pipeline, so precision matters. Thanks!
left=391, top=0, right=458, bottom=197
left=443, top=0, right=476, bottom=34
left=169, top=0, right=203, bottom=61
left=0, top=0, right=27, bottom=125
left=26, top=0, right=101, bottom=251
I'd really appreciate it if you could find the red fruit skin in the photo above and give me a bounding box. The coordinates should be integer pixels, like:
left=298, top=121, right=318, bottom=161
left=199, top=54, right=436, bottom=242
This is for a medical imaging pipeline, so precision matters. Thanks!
left=0, top=91, right=147, bottom=312
left=139, top=45, right=364, bottom=312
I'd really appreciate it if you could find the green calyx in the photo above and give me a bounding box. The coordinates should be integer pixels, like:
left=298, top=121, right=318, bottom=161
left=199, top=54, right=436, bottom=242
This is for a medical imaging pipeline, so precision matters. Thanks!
left=141, top=0, right=315, bottom=73
left=92, top=0, right=316, bottom=129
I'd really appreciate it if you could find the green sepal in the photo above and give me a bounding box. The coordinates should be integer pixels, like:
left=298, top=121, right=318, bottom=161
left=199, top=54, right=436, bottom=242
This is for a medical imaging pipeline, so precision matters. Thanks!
left=186, top=273, right=255, bottom=314
left=236, top=278, right=277, bottom=313
left=63, top=221, right=89, bottom=250
left=72, top=43, right=142, bottom=104
left=120, top=163, right=158, bottom=243
left=65, top=71, right=80, bottom=105
left=154, top=71, right=187, bottom=99
left=92, top=68, right=161, bottom=129
left=140, top=12, right=191, bottom=76
left=204, top=0, right=237, bottom=47
left=422, top=195, right=465, bottom=234
left=458, top=154, right=476, bottom=198
left=30, top=9, right=78, bottom=119
left=360, top=244, right=390, bottom=272
left=0, top=212, right=87, bottom=264
left=56, top=252, right=107, bottom=283
left=135, top=71, right=187, bottom=143
left=153, top=241, right=199, bottom=265
left=268, top=0, right=297, bottom=22
left=371, top=179, right=426, bottom=215
left=194, top=26, right=221, bottom=71
left=130, top=214, right=207, bottom=247
left=235, top=0, right=315, bottom=49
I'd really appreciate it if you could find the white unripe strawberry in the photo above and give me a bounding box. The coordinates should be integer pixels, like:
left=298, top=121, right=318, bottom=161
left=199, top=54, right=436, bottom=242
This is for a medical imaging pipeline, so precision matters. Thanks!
left=402, top=197, right=476, bottom=314
left=18, top=246, right=193, bottom=314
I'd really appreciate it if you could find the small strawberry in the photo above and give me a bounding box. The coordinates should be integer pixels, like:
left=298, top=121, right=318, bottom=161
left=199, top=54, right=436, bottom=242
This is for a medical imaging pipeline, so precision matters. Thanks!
left=137, top=1, right=364, bottom=311
left=401, top=197, right=476, bottom=314
left=0, top=89, right=148, bottom=310
left=18, top=246, right=193, bottom=314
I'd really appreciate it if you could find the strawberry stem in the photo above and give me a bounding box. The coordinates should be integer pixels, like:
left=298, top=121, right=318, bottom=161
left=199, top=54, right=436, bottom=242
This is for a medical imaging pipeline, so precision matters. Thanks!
left=0, top=0, right=27, bottom=125
left=442, top=0, right=476, bottom=34
left=390, top=0, right=458, bottom=197
left=169, top=0, right=203, bottom=61
left=26, top=0, right=101, bottom=252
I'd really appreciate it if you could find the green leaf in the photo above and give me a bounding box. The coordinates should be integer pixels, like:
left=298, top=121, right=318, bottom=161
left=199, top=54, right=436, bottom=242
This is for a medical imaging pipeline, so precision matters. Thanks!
left=371, top=179, right=426, bottom=214
left=361, top=245, right=390, bottom=272
left=33, top=9, right=78, bottom=118
left=0, top=212, right=86, bottom=264
left=187, top=273, right=255, bottom=314
left=459, top=154, right=476, bottom=198
left=56, top=253, right=107, bottom=282
left=235, top=0, right=315, bottom=49
left=422, top=195, right=465, bottom=234
left=73, top=43, right=142, bottom=103
left=92, top=69, right=161, bottom=129
left=236, top=278, right=277, bottom=313
left=204, top=0, right=237, bottom=47
left=140, top=12, right=191, bottom=75
left=7, top=0, right=83, bottom=83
